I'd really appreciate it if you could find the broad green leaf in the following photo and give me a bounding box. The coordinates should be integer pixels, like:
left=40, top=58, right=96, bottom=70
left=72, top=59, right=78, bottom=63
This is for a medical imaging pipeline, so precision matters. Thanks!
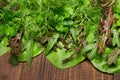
left=91, top=48, right=120, bottom=74
left=0, top=37, right=9, bottom=46
left=87, top=47, right=97, bottom=60
left=115, top=0, right=120, bottom=13
left=47, top=47, right=85, bottom=69
left=5, top=26, right=17, bottom=37
left=0, top=37, right=10, bottom=56
left=64, top=6, right=73, bottom=18
left=86, top=32, right=96, bottom=43
left=55, top=25, right=69, bottom=33
left=81, top=44, right=95, bottom=54
left=0, top=47, right=11, bottom=56
left=115, top=14, right=120, bottom=26
left=91, top=56, right=120, bottom=74
left=18, top=41, right=44, bottom=61
left=45, top=33, right=59, bottom=55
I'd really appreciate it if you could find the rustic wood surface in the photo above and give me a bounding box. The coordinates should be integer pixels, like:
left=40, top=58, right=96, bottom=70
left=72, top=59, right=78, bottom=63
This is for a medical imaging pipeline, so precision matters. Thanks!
left=0, top=54, right=119, bottom=80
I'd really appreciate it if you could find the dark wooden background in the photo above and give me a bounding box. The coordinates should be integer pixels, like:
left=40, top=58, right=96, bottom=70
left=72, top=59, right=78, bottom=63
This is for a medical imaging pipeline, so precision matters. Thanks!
left=0, top=54, right=120, bottom=80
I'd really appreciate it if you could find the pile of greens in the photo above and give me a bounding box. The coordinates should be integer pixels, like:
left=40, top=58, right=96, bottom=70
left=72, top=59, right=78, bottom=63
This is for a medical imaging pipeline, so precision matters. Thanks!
left=0, top=0, right=120, bottom=74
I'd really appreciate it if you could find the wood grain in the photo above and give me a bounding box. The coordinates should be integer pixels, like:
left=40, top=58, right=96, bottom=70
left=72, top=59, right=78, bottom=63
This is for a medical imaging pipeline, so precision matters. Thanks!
left=114, top=73, right=120, bottom=80
left=0, top=54, right=116, bottom=80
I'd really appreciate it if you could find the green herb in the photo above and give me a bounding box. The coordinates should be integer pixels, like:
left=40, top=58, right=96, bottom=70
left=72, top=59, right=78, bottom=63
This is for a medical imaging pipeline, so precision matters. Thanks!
left=0, top=0, right=120, bottom=74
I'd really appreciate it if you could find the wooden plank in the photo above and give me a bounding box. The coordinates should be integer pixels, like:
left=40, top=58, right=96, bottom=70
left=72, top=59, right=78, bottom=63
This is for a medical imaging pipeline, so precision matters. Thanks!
left=0, top=54, right=113, bottom=80
left=0, top=54, right=22, bottom=80
left=42, top=60, right=113, bottom=80
left=114, top=73, right=120, bottom=80
left=19, top=54, right=46, bottom=80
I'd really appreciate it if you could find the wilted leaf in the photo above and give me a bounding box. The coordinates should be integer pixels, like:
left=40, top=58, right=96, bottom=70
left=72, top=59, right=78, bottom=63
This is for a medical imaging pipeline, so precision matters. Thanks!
left=108, top=48, right=120, bottom=65
left=9, top=54, right=19, bottom=66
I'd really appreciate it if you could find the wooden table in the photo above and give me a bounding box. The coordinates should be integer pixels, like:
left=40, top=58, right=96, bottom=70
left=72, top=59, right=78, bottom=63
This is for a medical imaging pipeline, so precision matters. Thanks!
left=0, top=54, right=120, bottom=80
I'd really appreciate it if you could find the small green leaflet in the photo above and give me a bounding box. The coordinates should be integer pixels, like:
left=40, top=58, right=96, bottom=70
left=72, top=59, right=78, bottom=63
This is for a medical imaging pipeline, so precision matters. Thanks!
left=70, top=28, right=77, bottom=42
left=45, top=33, right=59, bottom=55
left=112, top=29, right=120, bottom=48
